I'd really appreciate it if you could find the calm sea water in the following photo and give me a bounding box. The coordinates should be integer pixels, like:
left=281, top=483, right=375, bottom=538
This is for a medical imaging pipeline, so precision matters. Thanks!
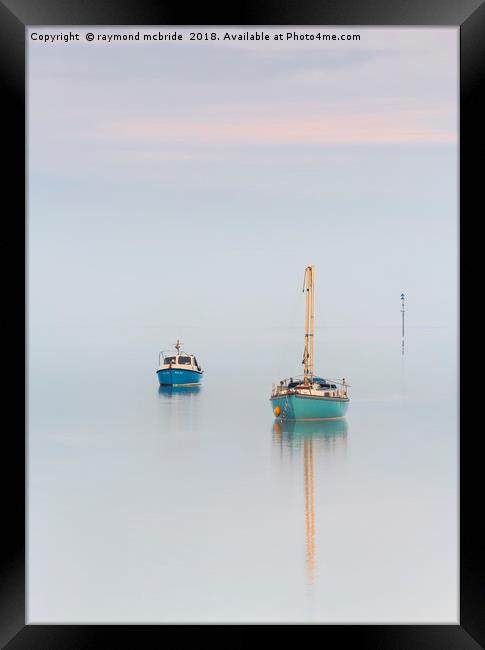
left=28, top=328, right=457, bottom=623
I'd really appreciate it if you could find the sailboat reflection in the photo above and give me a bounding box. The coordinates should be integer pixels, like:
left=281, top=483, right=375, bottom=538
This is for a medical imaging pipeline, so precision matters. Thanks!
left=272, top=418, right=348, bottom=586
left=158, top=385, right=201, bottom=399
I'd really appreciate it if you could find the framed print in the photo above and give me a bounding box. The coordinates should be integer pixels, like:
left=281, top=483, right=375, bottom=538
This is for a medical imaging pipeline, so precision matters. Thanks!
left=1, top=0, right=483, bottom=646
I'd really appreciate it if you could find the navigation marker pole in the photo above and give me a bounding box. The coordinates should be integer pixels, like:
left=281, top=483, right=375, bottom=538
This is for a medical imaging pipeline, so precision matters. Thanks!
left=401, top=293, right=405, bottom=356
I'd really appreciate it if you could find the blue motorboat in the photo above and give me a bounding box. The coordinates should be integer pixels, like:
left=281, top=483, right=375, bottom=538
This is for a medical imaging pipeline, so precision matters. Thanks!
left=156, top=339, right=203, bottom=386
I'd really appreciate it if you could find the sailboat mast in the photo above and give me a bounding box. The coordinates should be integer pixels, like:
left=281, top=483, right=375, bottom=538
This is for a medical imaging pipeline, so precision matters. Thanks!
left=303, top=265, right=315, bottom=385
left=303, top=268, right=309, bottom=384
left=310, top=265, right=314, bottom=381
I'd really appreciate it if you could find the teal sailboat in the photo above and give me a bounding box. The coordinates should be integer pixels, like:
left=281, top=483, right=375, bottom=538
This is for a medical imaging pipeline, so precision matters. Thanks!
left=270, top=265, right=350, bottom=421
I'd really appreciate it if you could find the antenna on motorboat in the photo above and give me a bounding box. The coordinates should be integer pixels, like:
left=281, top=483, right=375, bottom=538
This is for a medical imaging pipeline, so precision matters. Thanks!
left=174, top=338, right=182, bottom=354
left=302, top=265, right=315, bottom=385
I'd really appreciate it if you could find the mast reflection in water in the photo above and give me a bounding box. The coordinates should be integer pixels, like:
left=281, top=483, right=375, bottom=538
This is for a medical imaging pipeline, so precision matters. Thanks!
left=272, top=418, right=348, bottom=587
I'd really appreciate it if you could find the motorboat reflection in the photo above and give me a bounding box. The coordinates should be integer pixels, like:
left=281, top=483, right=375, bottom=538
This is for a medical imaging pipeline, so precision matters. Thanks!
left=158, top=384, right=201, bottom=399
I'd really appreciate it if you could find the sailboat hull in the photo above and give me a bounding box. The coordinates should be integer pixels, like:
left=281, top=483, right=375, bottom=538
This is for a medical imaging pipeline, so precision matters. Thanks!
left=270, top=393, right=349, bottom=420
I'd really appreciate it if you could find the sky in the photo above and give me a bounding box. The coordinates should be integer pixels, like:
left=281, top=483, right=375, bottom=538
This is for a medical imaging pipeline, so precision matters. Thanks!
left=28, top=27, right=458, bottom=377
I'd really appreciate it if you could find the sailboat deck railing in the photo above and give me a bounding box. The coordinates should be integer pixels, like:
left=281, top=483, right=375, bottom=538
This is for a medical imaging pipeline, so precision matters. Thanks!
left=271, top=376, right=349, bottom=399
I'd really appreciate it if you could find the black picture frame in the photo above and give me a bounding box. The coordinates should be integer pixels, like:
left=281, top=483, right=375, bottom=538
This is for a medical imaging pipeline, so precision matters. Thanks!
left=1, top=0, right=482, bottom=647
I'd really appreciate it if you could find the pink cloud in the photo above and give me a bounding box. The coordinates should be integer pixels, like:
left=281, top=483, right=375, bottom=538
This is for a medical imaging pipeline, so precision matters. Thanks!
left=95, top=106, right=456, bottom=147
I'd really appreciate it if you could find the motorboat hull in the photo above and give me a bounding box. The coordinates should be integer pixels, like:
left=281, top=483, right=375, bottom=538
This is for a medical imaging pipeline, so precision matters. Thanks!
left=157, top=368, right=203, bottom=386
